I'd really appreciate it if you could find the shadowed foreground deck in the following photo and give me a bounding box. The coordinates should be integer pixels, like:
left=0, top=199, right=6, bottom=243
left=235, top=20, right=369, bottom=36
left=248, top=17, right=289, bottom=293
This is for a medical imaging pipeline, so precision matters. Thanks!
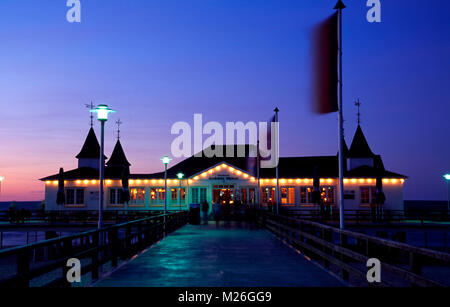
left=94, top=221, right=343, bottom=287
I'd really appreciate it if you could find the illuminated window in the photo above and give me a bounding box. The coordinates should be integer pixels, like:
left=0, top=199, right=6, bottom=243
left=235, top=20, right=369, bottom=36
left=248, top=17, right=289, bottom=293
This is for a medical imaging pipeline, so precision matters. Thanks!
left=300, top=187, right=313, bottom=204
left=150, top=188, right=157, bottom=201
left=65, top=188, right=85, bottom=205
left=158, top=188, right=165, bottom=201
left=171, top=188, right=178, bottom=201
left=249, top=188, right=255, bottom=204
left=241, top=188, right=248, bottom=204
left=130, top=188, right=145, bottom=204
left=281, top=188, right=288, bottom=204
left=288, top=188, right=295, bottom=204
left=180, top=188, right=186, bottom=201
left=321, top=186, right=335, bottom=204
left=262, top=187, right=275, bottom=204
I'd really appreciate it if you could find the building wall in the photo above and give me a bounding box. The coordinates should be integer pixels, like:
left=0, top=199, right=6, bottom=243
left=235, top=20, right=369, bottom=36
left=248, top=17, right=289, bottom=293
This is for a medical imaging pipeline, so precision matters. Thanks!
left=43, top=176, right=405, bottom=212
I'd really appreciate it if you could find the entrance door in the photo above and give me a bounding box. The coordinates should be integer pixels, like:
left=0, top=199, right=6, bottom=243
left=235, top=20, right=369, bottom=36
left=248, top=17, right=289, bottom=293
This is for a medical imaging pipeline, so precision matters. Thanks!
left=212, top=185, right=234, bottom=204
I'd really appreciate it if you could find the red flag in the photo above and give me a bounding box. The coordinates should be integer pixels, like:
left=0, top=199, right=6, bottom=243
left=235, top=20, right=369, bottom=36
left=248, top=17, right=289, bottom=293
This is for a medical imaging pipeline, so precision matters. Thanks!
left=313, top=12, right=339, bottom=114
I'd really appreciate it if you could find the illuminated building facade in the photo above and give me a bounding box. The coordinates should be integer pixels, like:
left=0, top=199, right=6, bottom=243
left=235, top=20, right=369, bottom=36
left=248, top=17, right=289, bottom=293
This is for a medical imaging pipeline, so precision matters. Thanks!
left=41, top=125, right=406, bottom=212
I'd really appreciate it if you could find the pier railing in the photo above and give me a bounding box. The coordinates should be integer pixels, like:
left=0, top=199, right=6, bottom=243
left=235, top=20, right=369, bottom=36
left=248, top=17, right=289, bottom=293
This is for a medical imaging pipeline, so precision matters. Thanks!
left=0, top=209, right=179, bottom=224
left=258, top=211, right=450, bottom=287
left=0, top=211, right=188, bottom=287
left=280, top=208, right=450, bottom=224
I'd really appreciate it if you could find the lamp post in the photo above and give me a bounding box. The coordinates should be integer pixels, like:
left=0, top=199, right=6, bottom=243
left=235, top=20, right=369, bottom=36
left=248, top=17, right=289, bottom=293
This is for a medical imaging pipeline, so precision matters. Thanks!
left=161, top=156, right=172, bottom=216
left=91, top=104, right=115, bottom=229
left=177, top=173, right=184, bottom=211
left=444, top=174, right=450, bottom=216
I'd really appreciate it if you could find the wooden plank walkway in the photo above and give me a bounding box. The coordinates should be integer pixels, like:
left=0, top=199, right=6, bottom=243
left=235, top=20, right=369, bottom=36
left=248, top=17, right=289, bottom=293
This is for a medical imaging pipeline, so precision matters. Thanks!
left=95, top=221, right=343, bottom=287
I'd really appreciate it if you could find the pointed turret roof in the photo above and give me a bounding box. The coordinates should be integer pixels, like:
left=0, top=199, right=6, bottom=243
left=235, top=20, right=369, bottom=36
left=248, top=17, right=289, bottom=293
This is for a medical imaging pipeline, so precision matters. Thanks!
left=76, top=128, right=106, bottom=159
left=348, top=125, right=374, bottom=158
left=106, top=140, right=131, bottom=167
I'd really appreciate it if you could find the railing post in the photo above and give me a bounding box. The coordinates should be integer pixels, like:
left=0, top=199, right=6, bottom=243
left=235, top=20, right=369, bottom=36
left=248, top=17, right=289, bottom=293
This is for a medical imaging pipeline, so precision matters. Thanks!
left=62, top=238, right=73, bottom=287
left=91, top=232, right=99, bottom=280
left=409, top=252, right=422, bottom=287
left=340, top=233, right=349, bottom=282
left=125, top=225, right=132, bottom=257
left=321, top=228, right=330, bottom=269
left=17, top=247, right=30, bottom=287
left=111, top=228, right=119, bottom=268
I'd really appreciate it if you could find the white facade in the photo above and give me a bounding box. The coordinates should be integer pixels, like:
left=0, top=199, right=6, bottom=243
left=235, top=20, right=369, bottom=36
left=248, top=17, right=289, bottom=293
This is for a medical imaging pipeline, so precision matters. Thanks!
left=43, top=162, right=405, bottom=212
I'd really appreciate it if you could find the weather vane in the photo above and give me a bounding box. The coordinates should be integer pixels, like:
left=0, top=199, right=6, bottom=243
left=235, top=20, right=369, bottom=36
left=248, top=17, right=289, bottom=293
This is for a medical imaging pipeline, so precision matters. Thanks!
left=116, top=119, right=122, bottom=140
left=85, top=102, right=96, bottom=127
left=355, top=99, right=362, bottom=125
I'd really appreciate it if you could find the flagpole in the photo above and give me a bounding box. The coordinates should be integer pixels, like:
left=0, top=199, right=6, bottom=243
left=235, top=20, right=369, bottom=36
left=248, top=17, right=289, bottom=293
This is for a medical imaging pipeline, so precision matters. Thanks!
left=335, top=0, right=346, bottom=229
left=274, top=107, right=280, bottom=215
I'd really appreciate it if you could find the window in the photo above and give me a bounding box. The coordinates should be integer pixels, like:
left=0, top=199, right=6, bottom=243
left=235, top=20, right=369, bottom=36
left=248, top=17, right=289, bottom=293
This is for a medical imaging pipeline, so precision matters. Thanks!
left=192, top=188, right=199, bottom=204
left=262, top=187, right=275, bottom=204
left=281, top=188, right=296, bottom=205
left=360, top=187, right=376, bottom=204
left=109, top=188, right=123, bottom=205
left=130, top=188, right=145, bottom=205
left=200, top=188, right=207, bottom=203
left=171, top=188, right=178, bottom=202
left=300, top=187, right=314, bottom=204
left=158, top=188, right=165, bottom=201
left=180, top=188, right=186, bottom=200
left=65, top=188, right=85, bottom=205
left=249, top=188, right=255, bottom=204
left=321, top=187, right=335, bottom=203
left=192, top=187, right=207, bottom=204
left=288, top=188, right=295, bottom=204
left=150, top=188, right=157, bottom=202
left=241, top=188, right=248, bottom=204
left=281, top=188, right=288, bottom=204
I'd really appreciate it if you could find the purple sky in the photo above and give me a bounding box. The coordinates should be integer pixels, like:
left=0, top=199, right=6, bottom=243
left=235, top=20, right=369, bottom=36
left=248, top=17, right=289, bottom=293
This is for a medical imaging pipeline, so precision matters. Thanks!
left=0, top=0, right=449, bottom=201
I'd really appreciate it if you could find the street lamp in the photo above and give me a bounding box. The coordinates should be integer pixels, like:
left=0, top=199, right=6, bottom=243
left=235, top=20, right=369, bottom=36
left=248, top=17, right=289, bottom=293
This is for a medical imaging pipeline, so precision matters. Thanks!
left=91, top=104, right=115, bottom=229
left=177, top=173, right=184, bottom=211
left=161, top=156, right=172, bottom=216
left=444, top=174, right=450, bottom=215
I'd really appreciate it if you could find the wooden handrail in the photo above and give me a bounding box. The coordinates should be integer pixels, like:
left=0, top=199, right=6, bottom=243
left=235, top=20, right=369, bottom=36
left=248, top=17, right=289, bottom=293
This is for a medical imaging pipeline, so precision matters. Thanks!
left=258, top=211, right=450, bottom=287
left=0, top=211, right=188, bottom=287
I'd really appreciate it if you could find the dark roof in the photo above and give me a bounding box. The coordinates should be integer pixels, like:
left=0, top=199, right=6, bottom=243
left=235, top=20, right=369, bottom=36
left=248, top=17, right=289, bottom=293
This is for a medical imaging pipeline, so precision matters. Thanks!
left=133, top=145, right=406, bottom=179
left=346, top=165, right=405, bottom=179
left=76, top=128, right=107, bottom=159
left=106, top=140, right=131, bottom=167
left=41, top=145, right=406, bottom=181
left=133, top=145, right=256, bottom=179
left=40, top=167, right=124, bottom=181
left=348, top=125, right=375, bottom=158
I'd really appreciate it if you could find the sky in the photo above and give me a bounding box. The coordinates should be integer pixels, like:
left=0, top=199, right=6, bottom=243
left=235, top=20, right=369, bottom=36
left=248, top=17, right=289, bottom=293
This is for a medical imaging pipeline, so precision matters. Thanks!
left=0, top=0, right=449, bottom=201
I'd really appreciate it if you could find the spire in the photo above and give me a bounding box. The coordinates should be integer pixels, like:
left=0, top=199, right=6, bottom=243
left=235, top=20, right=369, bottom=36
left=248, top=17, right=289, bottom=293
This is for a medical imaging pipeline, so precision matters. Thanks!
left=334, top=0, right=346, bottom=9
left=116, top=119, right=122, bottom=140
left=85, top=102, right=96, bottom=128
left=348, top=125, right=374, bottom=157
left=106, top=140, right=131, bottom=167
left=355, top=99, right=361, bottom=125
left=76, top=128, right=105, bottom=159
